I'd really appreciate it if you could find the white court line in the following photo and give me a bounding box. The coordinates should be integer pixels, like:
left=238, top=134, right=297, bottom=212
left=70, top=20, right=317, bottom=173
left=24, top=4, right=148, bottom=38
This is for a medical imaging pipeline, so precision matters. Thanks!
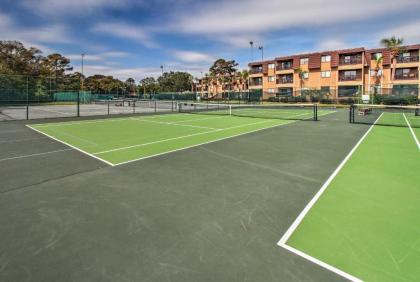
left=173, top=115, right=226, bottom=123
left=0, top=148, right=72, bottom=162
left=54, top=130, right=99, bottom=146
left=114, top=120, right=294, bottom=166
left=403, top=113, right=420, bottom=150
left=277, top=113, right=383, bottom=282
left=138, top=119, right=218, bottom=130
left=32, top=113, right=192, bottom=128
left=94, top=119, right=273, bottom=155
left=26, top=125, right=115, bottom=166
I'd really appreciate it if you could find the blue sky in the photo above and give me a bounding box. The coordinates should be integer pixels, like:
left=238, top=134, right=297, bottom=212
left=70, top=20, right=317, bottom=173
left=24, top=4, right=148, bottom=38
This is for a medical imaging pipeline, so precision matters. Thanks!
left=1, top=0, right=420, bottom=80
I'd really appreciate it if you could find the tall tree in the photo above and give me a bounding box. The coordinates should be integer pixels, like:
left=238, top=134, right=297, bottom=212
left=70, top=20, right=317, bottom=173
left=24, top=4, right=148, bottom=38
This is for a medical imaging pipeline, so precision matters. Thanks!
left=209, top=59, right=238, bottom=94
left=380, top=36, right=405, bottom=81
left=294, top=67, right=308, bottom=93
left=125, top=78, right=136, bottom=95
left=157, top=71, right=193, bottom=92
left=138, top=77, right=158, bottom=94
left=0, top=40, right=42, bottom=75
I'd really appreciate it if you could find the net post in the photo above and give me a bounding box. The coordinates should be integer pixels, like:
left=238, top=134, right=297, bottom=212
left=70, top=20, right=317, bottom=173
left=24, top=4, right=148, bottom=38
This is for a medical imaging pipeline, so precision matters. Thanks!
left=77, top=91, right=80, bottom=117
left=107, top=100, right=110, bottom=115
left=26, top=76, right=29, bottom=120
left=229, top=105, right=232, bottom=116
left=133, top=100, right=136, bottom=114
left=349, top=105, right=354, bottom=123
left=154, top=99, right=157, bottom=113
left=314, top=104, right=318, bottom=121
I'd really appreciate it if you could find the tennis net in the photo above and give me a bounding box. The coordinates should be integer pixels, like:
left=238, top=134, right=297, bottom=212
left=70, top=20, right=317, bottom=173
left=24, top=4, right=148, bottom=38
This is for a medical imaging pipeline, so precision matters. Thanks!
left=179, top=102, right=318, bottom=121
left=350, top=104, right=420, bottom=128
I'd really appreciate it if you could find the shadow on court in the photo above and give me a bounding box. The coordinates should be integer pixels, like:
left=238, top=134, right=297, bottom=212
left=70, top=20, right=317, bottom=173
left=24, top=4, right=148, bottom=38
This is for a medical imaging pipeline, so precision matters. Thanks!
left=0, top=110, right=368, bottom=282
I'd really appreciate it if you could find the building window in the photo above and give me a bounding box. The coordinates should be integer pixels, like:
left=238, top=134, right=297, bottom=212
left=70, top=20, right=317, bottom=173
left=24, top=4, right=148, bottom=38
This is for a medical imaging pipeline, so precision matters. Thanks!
left=321, top=55, right=331, bottom=62
left=268, top=63, right=275, bottom=69
left=373, top=53, right=383, bottom=60
left=402, top=52, right=410, bottom=58
left=277, top=88, right=293, bottom=96
left=300, top=58, right=309, bottom=65
left=321, top=71, right=331, bottom=78
left=321, top=86, right=331, bottom=94
left=302, top=72, right=309, bottom=79
left=268, top=76, right=275, bottom=82
left=268, top=88, right=276, bottom=93
left=338, top=86, right=360, bottom=97
left=392, top=84, right=419, bottom=96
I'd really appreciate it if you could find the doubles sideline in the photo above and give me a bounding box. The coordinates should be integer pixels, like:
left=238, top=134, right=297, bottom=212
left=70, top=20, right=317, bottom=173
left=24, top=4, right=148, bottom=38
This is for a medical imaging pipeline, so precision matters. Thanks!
left=276, top=113, right=383, bottom=282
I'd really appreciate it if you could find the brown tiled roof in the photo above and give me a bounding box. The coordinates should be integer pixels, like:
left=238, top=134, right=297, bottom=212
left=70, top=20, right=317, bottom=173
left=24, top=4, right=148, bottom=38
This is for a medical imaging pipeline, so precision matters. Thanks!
left=308, top=53, right=321, bottom=69
left=252, top=44, right=419, bottom=68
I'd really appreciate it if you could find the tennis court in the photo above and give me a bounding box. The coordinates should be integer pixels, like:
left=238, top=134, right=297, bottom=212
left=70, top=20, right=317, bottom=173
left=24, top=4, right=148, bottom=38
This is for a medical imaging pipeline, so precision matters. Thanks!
left=279, top=105, right=420, bottom=282
left=1, top=102, right=420, bottom=282
left=28, top=103, right=334, bottom=166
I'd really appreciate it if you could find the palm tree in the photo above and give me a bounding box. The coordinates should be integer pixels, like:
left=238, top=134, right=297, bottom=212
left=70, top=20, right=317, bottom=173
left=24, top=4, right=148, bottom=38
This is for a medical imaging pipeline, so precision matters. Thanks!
left=294, top=67, right=308, bottom=95
left=240, top=70, right=249, bottom=92
left=380, top=36, right=405, bottom=82
left=373, top=55, right=384, bottom=87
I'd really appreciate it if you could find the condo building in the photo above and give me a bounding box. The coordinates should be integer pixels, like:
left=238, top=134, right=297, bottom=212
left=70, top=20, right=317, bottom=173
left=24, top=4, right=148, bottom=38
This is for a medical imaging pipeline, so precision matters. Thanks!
left=248, top=44, right=420, bottom=100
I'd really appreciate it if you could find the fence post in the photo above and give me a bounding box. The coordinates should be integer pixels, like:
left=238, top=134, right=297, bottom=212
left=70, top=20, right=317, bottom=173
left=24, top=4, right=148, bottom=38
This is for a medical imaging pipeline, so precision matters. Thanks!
left=26, top=76, right=29, bottom=120
left=77, top=91, right=80, bottom=117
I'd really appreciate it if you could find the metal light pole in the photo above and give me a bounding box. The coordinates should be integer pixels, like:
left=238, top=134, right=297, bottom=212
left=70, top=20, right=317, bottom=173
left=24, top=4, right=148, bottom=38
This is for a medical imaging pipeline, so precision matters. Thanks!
left=78, top=53, right=85, bottom=117
left=160, top=65, right=164, bottom=76
left=249, top=41, right=254, bottom=61
left=258, top=46, right=264, bottom=62
left=258, top=46, right=264, bottom=103
left=81, top=53, right=85, bottom=92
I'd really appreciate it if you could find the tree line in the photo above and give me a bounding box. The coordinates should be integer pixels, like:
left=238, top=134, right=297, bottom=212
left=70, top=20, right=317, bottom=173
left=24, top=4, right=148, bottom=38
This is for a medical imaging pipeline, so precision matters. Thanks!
left=0, top=41, right=198, bottom=96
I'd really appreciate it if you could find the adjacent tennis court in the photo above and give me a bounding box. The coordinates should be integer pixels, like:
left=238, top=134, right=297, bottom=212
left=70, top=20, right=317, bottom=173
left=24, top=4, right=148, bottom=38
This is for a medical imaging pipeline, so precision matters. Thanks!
left=28, top=103, right=334, bottom=166
left=279, top=106, right=420, bottom=282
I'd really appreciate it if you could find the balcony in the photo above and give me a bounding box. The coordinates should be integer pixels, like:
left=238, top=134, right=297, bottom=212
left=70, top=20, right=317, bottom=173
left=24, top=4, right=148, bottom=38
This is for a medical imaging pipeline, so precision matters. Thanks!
left=276, top=64, right=293, bottom=71
left=339, top=74, right=362, bottom=81
left=396, top=55, right=419, bottom=63
left=339, top=56, right=362, bottom=65
left=276, top=77, right=293, bottom=84
left=250, top=68, right=263, bottom=74
left=394, top=72, right=418, bottom=80
left=250, top=80, right=263, bottom=86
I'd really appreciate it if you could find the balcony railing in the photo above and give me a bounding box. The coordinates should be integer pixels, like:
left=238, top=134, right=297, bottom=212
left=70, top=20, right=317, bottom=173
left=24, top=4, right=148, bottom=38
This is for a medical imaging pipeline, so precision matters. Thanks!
left=394, top=73, right=418, bottom=80
left=250, top=69, right=263, bottom=74
left=339, top=74, right=362, bottom=81
left=276, top=77, right=293, bottom=84
left=276, top=65, right=293, bottom=71
left=339, top=57, right=362, bottom=65
left=250, top=81, right=263, bottom=86
left=396, top=56, right=419, bottom=63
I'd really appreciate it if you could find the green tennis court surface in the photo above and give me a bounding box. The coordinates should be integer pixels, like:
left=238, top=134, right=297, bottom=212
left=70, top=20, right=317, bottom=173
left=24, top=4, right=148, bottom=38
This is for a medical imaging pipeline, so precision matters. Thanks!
left=284, top=112, right=420, bottom=282
left=28, top=106, right=334, bottom=166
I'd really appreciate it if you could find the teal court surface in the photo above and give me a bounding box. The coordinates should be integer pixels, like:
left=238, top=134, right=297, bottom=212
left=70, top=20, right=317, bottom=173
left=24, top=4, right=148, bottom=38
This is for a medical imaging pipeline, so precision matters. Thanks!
left=0, top=103, right=419, bottom=282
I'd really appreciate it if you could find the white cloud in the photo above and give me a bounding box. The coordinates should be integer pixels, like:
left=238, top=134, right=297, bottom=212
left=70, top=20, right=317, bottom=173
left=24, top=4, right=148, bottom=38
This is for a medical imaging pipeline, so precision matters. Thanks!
left=316, top=39, right=349, bottom=51
left=91, top=22, right=157, bottom=48
left=377, top=20, right=420, bottom=43
left=173, top=50, right=214, bottom=63
left=175, top=0, right=420, bottom=34
left=21, top=0, right=134, bottom=16
left=0, top=13, right=72, bottom=49
left=81, top=64, right=162, bottom=80
left=170, top=0, right=420, bottom=48
left=67, top=51, right=131, bottom=62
